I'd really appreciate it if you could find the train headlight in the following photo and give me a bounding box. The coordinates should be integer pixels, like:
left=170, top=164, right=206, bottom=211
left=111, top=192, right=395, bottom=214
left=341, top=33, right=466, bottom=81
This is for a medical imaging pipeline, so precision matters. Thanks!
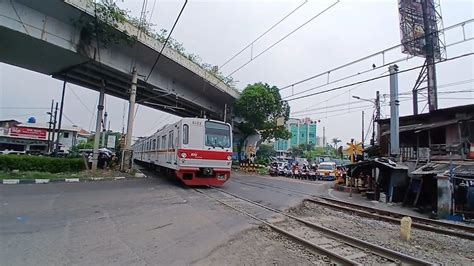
left=227, top=155, right=232, bottom=161
left=181, top=152, right=187, bottom=158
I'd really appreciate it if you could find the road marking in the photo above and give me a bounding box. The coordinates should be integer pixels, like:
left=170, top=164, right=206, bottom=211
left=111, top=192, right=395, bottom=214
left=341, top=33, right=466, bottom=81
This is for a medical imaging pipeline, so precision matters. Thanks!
left=114, top=176, right=126, bottom=180
left=2, top=179, right=20, bottom=184
left=65, top=178, right=80, bottom=182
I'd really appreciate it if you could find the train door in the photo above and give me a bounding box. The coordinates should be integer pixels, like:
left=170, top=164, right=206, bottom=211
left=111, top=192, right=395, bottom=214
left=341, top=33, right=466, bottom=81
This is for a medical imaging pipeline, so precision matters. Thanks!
left=167, top=131, right=173, bottom=164
left=173, top=127, right=179, bottom=165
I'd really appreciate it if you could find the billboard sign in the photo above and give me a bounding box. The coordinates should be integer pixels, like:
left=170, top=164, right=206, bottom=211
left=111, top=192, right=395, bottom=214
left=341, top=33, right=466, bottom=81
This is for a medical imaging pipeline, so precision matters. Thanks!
left=107, top=135, right=116, bottom=149
left=398, top=0, right=440, bottom=59
left=10, top=127, right=47, bottom=140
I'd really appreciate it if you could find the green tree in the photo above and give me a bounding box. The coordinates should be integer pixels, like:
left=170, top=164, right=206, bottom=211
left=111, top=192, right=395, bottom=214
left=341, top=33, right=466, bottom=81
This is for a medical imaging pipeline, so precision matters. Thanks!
left=331, top=138, right=341, bottom=149
left=234, top=83, right=291, bottom=160
left=256, top=144, right=276, bottom=159
left=289, top=146, right=304, bottom=158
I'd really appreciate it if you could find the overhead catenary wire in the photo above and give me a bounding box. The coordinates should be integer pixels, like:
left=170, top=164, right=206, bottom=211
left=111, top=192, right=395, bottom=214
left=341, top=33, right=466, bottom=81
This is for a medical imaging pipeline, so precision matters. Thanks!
left=284, top=52, right=474, bottom=102
left=291, top=70, right=389, bottom=114
left=292, top=100, right=369, bottom=114
left=279, top=18, right=474, bottom=91
left=220, top=0, right=308, bottom=69
left=145, top=0, right=188, bottom=81
left=220, top=0, right=340, bottom=81
left=282, top=32, right=474, bottom=100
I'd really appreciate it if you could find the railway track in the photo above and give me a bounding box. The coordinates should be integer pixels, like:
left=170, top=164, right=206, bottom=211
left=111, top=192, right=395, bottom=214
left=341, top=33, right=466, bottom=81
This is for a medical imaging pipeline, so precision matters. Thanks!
left=307, top=196, right=474, bottom=241
left=232, top=177, right=474, bottom=240
left=194, top=187, right=433, bottom=265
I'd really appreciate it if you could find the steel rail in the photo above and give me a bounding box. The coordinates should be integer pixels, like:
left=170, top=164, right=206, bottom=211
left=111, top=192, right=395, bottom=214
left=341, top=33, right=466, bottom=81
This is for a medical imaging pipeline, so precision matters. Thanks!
left=206, top=187, right=433, bottom=265
left=312, top=196, right=474, bottom=236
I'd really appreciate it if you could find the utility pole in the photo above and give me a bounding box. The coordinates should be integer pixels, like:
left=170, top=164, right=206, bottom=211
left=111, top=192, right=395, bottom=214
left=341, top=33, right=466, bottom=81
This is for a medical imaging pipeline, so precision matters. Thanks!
left=122, top=67, right=138, bottom=171
left=54, top=80, right=67, bottom=155
left=102, top=111, right=108, bottom=148
left=389, top=65, right=400, bottom=157
left=92, top=84, right=106, bottom=171
left=361, top=110, right=365, bottom=147
left=223, top=103, right=227, bottom=123
left=322, top=126, right=326, bottom=148
left=374, top=91, right=380, bottom=145
left=47, top=100, right=54, bottom=153
left=50, top=102, right=59, bottom=154
left=422, top=0, right=438, bottom=112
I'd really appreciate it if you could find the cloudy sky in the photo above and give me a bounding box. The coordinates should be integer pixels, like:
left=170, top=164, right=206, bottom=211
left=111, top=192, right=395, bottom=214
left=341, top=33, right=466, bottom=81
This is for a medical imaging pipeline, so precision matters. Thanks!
left=0, top=0, right=473, bottom=144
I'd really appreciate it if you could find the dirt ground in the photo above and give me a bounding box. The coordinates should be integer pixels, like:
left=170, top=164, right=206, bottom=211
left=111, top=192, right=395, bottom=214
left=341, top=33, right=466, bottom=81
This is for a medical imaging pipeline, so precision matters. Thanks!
left=193, top=224, right=331, bottom=265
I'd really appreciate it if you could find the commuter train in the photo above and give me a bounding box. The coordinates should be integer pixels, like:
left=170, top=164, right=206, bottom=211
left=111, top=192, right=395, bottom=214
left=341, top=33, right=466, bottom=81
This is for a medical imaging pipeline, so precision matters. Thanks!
left=132, top=118, right=233, bottom=186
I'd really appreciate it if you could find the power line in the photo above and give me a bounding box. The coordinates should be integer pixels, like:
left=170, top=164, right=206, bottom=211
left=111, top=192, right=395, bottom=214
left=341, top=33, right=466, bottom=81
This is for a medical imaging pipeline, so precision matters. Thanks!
left=148, top=0, right=158, bottom=22
left=145, top=0, right=188, bottom=81
left=220, top=0, right=308, bottom=69
left=0, top=107, right=48, bottom=109
left=292, top=100, right=369, bottom=114
left=392, top=78, right=474, bottom=96
left=284, top=52, right=474, bottom=102
left=67, top=84, right=94, bottom=115
left=282, top=32, right=474, bottom=100
left=282, top=56, right=408, bottom=99
left=62, top=112, right=76, bottom=125
left=294, top=103, right=374, bottom=117
left=221, top=0, right=340, bottom=80
left=291, top=70, right=388, bottom=114
left=279, top=18, right=474, bottom=91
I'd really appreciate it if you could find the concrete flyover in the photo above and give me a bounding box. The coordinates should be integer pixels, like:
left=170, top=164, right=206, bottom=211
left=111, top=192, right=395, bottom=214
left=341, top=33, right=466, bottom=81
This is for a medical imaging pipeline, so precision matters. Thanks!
left=0, top=0, right=239, bottom=119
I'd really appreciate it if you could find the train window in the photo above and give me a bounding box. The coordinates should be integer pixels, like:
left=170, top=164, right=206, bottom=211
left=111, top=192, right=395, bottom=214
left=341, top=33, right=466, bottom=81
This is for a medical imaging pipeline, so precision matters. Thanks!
left=183, top=124, right=189, bottom=144
left=205, top=121, right=231, bottom=148
left=169, top=132, right=174, bottom=149
left=152, top=139, right=156, bottom=150
left=162, top=135, right=166, bottom=150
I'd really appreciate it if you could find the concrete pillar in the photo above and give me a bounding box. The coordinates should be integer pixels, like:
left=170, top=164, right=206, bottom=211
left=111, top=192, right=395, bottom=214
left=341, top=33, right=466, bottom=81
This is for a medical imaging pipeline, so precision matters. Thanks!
left=122, top=67, right=138, bottom=172
left=92, top=86, right=105, bottom=171
left=389, top=65, right=400, bottom=157
left=437, top=175, right=452, bottom=219
left=125, top=68, right=137, bottom=150
left=55, top=80, right=67, bottom=154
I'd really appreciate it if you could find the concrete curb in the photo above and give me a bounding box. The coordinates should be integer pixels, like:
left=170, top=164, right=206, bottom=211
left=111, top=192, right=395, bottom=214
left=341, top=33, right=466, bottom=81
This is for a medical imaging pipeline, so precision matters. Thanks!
left=3, top=179, right=20, bottom=185
left=1, top=176, right=137, bottom=185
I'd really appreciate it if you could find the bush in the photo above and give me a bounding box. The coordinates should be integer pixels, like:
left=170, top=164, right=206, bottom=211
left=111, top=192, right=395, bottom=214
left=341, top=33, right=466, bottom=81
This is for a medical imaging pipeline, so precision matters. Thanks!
left=0, top=155, right=85, bottom=173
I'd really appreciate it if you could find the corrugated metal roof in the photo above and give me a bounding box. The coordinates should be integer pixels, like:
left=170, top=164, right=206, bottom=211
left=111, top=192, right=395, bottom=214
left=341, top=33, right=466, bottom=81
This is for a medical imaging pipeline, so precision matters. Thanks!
left=412, top=161, right=474, bottom=177
left=381, top=118, right=463, bottom=136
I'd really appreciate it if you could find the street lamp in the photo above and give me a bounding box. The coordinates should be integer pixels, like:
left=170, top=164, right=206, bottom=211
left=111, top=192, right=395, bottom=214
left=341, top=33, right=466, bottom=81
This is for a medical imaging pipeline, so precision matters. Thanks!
left=352, top=95, right=375, bottom=104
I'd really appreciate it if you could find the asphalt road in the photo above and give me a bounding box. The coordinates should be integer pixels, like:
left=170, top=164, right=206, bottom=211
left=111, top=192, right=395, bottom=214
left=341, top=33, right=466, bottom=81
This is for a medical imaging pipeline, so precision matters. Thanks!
left=0, top=170, right=332, bottom=266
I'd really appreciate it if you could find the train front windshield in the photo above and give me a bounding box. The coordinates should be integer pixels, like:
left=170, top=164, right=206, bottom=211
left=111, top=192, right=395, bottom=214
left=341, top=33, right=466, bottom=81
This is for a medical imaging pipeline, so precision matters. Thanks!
left=205, top=121, right=231, bottom=148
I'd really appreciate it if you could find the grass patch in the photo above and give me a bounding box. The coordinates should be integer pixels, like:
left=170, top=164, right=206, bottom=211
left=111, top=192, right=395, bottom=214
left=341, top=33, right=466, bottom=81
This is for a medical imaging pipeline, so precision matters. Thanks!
left=256, top=167, right=268, bottom=175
